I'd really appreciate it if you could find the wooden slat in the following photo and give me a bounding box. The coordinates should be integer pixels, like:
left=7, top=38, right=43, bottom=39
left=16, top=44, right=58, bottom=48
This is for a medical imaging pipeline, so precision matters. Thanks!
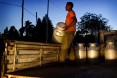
left=16, top=44, right=41, bottom=48
left=43, top=51, right=58, bottom=54
left=7, top=55, right=40, bottom=60
left=14, top=40, right=44, bottom=45
left=7, top=55, right=40, bottom=63
left=17, top=50, right=40, bottom=54
left=6, top=58, right=40, bottom=64
left=5, top=74, right=38, bottom=78
left=13, top=44, right=17, bottom=71
left=17, top=58, right=40, bottom=63
left=42, top=46, right=60, bottom=49
left=7, top=51, right=14, bottom=55
left=7, top=42, right=15, bottom=46
left=41, top=60, right=57, bottom=65
left=42, top=57, right=57, bottom=61
left=7, top=55, right=14, bottom=60
left=43, top=48, right=59, bottom=50
left=15, top=40, right=61, bottom=46
left=42, top=54, right=58, bottom=57
left=7, top=61, right=41, bottom=70
left=7, top=64, right=13, bottom=70
left=5, top=40, right=61, bottom=46
left=8, top=46, right=14, bottom=51
left=6, top=59, right=13, bottom=64
left=17, top=55, right=40, bottom=59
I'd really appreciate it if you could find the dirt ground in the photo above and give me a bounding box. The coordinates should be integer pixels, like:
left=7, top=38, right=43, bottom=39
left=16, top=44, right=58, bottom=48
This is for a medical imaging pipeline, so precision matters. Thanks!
left=7, top=62, right=117, bottom=78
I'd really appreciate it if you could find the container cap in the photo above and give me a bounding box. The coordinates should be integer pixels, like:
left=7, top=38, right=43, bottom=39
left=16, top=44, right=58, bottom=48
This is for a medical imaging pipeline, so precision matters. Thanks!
left=56, top=22, right=65, bottom=30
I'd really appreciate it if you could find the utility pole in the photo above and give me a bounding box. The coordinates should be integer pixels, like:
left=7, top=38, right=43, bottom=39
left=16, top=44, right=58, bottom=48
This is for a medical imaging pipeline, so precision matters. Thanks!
left=46, top=0, right=49, bottom=43
left=21, top=0, right=24, bottom=28
left=36, top=12, right=38, bottom=25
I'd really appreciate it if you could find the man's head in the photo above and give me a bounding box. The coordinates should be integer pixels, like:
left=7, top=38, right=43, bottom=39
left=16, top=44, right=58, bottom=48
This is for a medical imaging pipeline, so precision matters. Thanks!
left=65, top=2, right=74, bottom=11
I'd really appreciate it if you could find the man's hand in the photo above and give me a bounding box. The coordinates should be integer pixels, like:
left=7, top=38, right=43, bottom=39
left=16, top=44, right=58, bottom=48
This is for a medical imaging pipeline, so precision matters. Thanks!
left=64, top=26, right=69, bottom=30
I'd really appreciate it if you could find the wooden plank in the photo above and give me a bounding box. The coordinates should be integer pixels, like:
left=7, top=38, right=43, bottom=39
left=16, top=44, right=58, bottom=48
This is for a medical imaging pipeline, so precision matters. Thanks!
left=13, top=44, right=17, bottom=71
left=17, top=55, right=40, bottom=59
left=43, top=51, right=58, bottom=54
left=5, top=74, right=39, bottom=78
left=42, top=57, right=57, bottom=61
left=5, top=40, right=61, bottom=46
left=6, top=57, right=40, bottom=64
left=6, top=70, right=14, bottom=73
left=7, top=46, right=14, bottom=51
left=7, top=55, right=39, bottom=59
left=7, top=55, right=14, bottom=60
left=42, top=45, right=59, bottom=49
left=6, top=59, right=13, bottom=64
left=14, top=40, right=61, bottom=46
left=41, top=60, right=57, bottom=65
left=7, top=50, right=40, bottom=58
left=7, top=55, right=40, bottom=63
left=42, top=54, right=58, bottom=57
left=7, top=64, right=13, bottom=70
left=7, top=42, right=15, bottom=46
left=14, top=40, right=44, bottom=45
left=16, top=44, right=41, bottom=48
left=7, top=61, right=41, bottom=71
left=7, top=54, right=57, bottom=63
left=43, top=48, right=59, bottom=51
left=17, top=58, right=40, bottom=63
left=7, top=51, right=14, bottom=55
left=17, top=50, right=40, bottom=54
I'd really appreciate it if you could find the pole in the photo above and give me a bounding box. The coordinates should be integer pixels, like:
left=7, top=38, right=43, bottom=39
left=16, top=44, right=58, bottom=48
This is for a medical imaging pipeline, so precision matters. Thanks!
left=46, top=0, right=49, bottom=43
left=21, top=0, right=24, bottom=28
left=36, top=12, right=37, bottom=24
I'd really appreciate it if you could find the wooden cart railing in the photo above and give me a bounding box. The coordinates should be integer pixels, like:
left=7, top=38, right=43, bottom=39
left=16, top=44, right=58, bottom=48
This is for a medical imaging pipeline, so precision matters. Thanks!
left=1, top=40, right=61, bottom=78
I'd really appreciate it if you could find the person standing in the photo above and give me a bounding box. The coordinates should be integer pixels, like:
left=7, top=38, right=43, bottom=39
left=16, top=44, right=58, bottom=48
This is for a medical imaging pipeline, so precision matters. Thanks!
left=59, top=2, right=77, bottom=64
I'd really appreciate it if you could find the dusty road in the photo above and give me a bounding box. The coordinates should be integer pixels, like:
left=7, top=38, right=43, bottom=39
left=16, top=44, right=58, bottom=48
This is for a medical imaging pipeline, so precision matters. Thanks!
left=7, top=63, right=117, bottom=78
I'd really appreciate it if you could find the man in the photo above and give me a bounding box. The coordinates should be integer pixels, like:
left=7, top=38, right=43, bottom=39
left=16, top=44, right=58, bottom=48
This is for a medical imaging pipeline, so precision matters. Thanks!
left=59, top=2, right=77, bottom=63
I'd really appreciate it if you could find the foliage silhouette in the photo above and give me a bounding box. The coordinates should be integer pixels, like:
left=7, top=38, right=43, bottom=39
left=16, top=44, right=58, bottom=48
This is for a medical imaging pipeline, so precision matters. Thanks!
left=35, top=18, right=42, bottom=41
left=1, top=12, right=112, bottom=44
left=76, top=12, right=111, bottom=44
left=78, top=12, right=110, bottom=35
left=41, top=14, right=53, bottom=43
left=8, top=26, right=19, bottom=39
left=2, top=26, right=19, bottom=40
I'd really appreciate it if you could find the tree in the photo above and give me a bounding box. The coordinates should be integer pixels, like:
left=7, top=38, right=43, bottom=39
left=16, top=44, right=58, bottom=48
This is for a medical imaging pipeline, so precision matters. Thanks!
left=41, top=14, right=53, bottom=42
left=24, top=20, right=33, bottom=37
left=77, top=12, right=111, bottom=44
left=19, top=20, right=32, bottom=37
left=19, top=20, right=36, bottom=41
left=47, top=16, right=54, bottom=42
left=8, top=26, right=19, bottom=39
left=3, top=27, right=9, bottom=39
left=35, top=18, right=42, bottom=41
left=74, top=30, right=84, bottom=44
left=19, top=27, right=25, bottom=37
left=78, top=12, right=111, bottom=35
left=26, top=25, right=35, bottom=38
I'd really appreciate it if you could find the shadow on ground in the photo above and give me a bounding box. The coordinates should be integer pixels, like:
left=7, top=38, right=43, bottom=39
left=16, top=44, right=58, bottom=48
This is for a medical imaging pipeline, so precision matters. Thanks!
left=7, top=62, right=117, bottom=78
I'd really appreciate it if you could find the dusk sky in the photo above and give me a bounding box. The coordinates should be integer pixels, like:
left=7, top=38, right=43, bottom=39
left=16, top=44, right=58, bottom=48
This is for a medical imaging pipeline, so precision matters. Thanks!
left=0, top=0, right=117, bottom=33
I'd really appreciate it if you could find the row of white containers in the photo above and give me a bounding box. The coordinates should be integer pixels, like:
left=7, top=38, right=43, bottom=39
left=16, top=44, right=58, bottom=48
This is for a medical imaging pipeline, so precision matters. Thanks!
left=76, top=41, right=117, bottom=64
